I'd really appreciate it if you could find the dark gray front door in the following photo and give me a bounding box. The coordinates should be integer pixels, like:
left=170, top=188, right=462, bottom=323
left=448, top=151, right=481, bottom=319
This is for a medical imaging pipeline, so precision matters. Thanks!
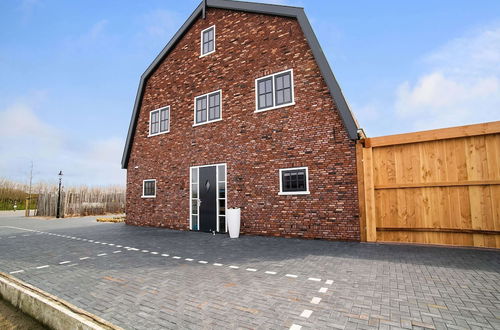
left=199, top=166, right=217, bottom=232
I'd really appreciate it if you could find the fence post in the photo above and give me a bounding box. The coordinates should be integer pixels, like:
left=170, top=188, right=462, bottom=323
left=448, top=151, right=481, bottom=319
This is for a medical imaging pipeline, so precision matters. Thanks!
left=361, top=142, right=377, bottom=242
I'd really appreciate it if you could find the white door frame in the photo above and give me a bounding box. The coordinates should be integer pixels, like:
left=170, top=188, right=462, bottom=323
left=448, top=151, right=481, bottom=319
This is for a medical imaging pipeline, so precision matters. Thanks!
left=189, top=163, right=227, bottom=232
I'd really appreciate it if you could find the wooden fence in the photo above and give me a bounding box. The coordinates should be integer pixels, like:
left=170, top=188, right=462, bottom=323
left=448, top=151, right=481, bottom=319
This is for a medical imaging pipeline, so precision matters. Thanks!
left=357, top=121, right=500, bottom=248
left=37, top=188, right=125, bottom=217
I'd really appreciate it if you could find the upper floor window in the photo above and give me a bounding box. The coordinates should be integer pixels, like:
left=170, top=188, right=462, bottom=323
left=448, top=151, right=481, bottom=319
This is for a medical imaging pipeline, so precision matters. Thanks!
left=279, top=167, right=310, bottom=195
left=200, top=26, right=215, bottom=57
left=142, top=179, right=156, bottom=198
left=194, top=90, right=221, bottom=126
left=149, top=106, right=170, bottom=136
left=255, top=69, right=295, bottom=112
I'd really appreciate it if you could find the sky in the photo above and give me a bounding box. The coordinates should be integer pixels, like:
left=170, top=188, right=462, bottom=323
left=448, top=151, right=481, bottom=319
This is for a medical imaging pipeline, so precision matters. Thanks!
left=1, top=0, right=499, bottom=186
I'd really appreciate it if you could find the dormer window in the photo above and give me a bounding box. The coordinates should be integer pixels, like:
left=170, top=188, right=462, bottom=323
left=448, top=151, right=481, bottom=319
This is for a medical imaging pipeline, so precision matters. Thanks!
left=200, top=26, right=215, bottom=56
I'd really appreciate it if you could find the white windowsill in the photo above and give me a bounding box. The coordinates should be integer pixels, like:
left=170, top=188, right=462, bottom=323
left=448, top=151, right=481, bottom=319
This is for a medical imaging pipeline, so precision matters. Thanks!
left=141, top=195, right=156, bottom=199
left=255, top=101, right=296, bottom=113
left=193, top=118, right=222, bottom=127
left=148, top=130, right=170, bottom=137
left=199, top=50, right=215, bottom=58
left=278, top=191, right=310, bottom=196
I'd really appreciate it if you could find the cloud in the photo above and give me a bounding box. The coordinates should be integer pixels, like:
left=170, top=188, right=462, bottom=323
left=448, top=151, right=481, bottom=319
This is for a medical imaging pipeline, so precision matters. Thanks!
left=394, top=23, right=500, bottom=130
left=0, top=100, right=125, bottom=186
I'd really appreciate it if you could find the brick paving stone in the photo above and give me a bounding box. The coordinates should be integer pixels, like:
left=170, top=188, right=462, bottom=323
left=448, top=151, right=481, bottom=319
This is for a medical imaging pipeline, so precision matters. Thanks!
left=0, top=215, right=499, bottom=329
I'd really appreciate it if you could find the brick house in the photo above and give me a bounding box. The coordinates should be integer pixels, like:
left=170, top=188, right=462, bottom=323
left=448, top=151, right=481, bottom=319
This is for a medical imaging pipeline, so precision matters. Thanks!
left=122, top=0, right=361, bottom=240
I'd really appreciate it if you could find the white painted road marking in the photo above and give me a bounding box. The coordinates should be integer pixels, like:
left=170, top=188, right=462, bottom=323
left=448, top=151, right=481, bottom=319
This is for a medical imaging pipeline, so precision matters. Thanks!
left=36, top=265, right=49, bottom=269
left=300, top=309, right=313, bottom=318
left=9, top=270, right=24, bottom=274
left=185, top=258, right=193, bottom=261
left=286, top=274, right=298, bottom=278
left=213, top=263, right=223, bottom=266
left=113, top=251, right=122, bottom=254
left=290, top=324, right=302, bottom=330
left=97, top=253, right=107, bottom=256
left=161, top=254, right=169, bottom=257
left=59, top=261, right=71, bottom=264
left=198, top=261, right=208, bottom=264
left=246, top=268, right=257, bottom=272
left=319, top=287, right=328, bottom=293
left=308, top=277, right=321, bottom=282
left=229, top=265, right=239, bottom=269
left=173, top=256, right=181, bottom=259
left=79, top=257, right=90, bottom=260
left=265, top=271, right=277, bottom=275
left=311, top=297, right=321, bottom=304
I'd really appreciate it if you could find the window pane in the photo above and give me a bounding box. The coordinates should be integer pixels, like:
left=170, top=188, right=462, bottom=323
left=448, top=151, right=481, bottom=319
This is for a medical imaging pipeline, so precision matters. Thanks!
left=150, top=111, right=159, bottom=134
left=265, top=79, right=272, bottom=92
left=265, top=93, right=273, bottom=107
left=275, top=72, right=293, bottom=106
left=191, top=184, right=198, bottom=199
left=276, top=75, right=283, bottom=89
left=218, top=165, right=226, bottom=181
left=144, top=180, right=155, bottom=196
left=218, top=182, right=225, bottom=199
left=208, top=92, right=220, bottom=120
left=219, top=199, right=225, bottom=215
left=281, top=169, right=307, bottom=192
left=277, top=90, right=284, bottom=104
left=219, top=216, right=226, bottom=232
left=191, top=200, right=198, bottom=214
left=192, top=215, right=198, bottom=230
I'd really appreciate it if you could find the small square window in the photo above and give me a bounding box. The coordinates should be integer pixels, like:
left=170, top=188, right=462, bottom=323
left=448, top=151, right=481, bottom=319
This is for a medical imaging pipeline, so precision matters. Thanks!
left=201, top=26, right=215, bottom=56
left=142, top=179, right=156, bottom=198
left=279, top=167, right=309, bottom=195
left=149, top=106, right=170, bottom=136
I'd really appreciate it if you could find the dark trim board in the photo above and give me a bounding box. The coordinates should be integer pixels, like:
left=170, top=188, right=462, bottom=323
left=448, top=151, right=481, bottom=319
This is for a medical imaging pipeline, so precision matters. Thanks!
left=121, top=0, right=359, bottom=169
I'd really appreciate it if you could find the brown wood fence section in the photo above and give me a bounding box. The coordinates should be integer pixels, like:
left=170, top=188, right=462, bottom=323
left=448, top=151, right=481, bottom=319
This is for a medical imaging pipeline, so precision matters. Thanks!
left=357, top=121, right=500, bottom=248
left=37, top=188, right=125, bottom=217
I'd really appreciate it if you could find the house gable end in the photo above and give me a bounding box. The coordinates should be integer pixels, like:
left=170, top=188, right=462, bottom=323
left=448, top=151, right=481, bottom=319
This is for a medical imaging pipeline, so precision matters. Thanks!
left=122, top=0, right=359, bottom=169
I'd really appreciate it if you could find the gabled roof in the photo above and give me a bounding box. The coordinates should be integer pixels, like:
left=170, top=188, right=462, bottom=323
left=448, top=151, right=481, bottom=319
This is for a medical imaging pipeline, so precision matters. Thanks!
left=122, top=0, right=359, bottom=169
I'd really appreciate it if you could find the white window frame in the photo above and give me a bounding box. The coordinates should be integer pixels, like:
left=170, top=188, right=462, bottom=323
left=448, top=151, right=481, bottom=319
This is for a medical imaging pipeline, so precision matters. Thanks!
left=200, top=25, right=216, bottom=57
left=255, top=69, right=295, bottom=113
left=142, top=179, right=157, bottom=198
left=278, top=166, right=310, bottom=195
left=148, top=106, right=170, bottom=137
left=189, top=163, right=227, bottom=232
left=193, top=89, right=222, bottom=127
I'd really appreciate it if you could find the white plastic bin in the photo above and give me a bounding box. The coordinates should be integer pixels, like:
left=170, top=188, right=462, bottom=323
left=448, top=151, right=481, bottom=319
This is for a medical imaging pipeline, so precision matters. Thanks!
left=227, top=208, right=241, bottom=238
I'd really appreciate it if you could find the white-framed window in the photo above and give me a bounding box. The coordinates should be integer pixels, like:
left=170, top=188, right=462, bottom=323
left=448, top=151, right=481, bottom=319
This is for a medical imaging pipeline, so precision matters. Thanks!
left=193, top=90, right=222, bottom=126
left=200, top=25, right=215, bottom=57
left=142, top=179, right=156, bottom=198
left=255, top=69, right=295, bottom=112
left=149, top=106, right=170, bottom=136
left=278, top=167, right=310, bottom=195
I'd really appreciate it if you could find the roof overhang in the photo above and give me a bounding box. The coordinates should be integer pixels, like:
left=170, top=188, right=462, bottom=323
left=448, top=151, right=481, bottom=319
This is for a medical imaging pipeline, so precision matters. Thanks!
left=122, top=0, right=359, bottom=169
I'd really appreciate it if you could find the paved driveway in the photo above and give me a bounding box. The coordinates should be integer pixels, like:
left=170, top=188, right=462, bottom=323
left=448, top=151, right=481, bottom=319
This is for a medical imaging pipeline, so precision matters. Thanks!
left=0, top=214, right=499, bottom=330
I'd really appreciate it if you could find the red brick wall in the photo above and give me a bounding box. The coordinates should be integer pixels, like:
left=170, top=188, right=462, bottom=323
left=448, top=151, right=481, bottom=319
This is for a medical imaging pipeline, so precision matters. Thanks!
left=126, top=8, right=360, bottom=240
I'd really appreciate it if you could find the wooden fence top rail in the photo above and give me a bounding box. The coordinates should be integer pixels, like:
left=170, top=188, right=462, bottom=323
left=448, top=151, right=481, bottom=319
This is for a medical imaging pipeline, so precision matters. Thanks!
left=361, top=120, right=500, bottom=147
left=378, top=227, right=500, bottom=235
left=374, top=180, right=500, bottom=190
